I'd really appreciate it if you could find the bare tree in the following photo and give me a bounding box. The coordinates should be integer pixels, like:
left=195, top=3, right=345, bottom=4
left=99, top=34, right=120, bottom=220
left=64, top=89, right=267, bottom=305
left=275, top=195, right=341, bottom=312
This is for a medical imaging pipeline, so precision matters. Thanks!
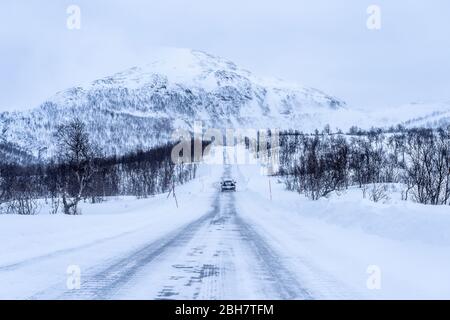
left=404, top=128, right=450, bottom=205
left=55, top=118, right=97, bottom=215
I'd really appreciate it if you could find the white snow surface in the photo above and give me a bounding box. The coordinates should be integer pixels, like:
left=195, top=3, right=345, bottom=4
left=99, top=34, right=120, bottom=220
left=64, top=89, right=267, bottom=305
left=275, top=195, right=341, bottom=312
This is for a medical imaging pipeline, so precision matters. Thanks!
left=1, top=146, right=450, bottom=299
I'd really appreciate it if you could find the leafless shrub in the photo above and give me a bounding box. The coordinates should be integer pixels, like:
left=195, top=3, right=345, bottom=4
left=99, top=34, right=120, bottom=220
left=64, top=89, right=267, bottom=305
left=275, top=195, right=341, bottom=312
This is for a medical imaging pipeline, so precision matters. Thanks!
left=50, top=196, right=60, bottom=215
left=7, top=194, right=40, bottom=215
left=369, top=184, right=389, bottom=203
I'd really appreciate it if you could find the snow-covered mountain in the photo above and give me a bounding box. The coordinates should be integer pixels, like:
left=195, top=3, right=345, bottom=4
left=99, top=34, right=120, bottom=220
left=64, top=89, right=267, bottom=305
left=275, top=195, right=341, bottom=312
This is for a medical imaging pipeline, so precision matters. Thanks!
left=1, top=48, right=449, bottom=161
left=0, top=48, right=346, bottom=159
left=335, top=102, right=450, bottom=131
left=389, top=102, right=450, bottom=129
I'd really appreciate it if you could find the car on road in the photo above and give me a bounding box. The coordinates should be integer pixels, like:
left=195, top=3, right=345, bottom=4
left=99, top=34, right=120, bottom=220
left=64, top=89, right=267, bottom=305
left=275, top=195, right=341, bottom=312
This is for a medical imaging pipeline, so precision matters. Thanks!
left=221, top=179, right=236, bottom=192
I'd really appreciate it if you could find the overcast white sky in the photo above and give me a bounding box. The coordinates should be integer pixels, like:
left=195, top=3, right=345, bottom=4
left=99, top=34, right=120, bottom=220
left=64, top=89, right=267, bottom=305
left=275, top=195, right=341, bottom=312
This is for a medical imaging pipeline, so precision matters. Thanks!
left=1, top=0, right=450, bottom=111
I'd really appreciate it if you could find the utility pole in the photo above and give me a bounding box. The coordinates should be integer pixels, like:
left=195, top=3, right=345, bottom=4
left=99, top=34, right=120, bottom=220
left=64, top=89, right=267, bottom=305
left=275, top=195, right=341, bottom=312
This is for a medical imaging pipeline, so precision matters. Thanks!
left=167, top=180, right=179, bottom=208
left=269, top=178, right=272, bottom=201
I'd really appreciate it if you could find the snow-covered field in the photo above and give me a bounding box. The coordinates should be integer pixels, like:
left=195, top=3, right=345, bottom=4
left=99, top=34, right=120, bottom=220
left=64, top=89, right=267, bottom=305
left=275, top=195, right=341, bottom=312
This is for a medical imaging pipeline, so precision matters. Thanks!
left=1, top=146, right=450, bottom=299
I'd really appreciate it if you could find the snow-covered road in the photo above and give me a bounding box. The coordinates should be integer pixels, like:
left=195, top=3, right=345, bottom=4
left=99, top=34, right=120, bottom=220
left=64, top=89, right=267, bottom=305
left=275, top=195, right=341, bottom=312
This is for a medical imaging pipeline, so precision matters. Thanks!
left=20, top=164, right=311, bottom=300
left=3, top=147, right=450, bottom=299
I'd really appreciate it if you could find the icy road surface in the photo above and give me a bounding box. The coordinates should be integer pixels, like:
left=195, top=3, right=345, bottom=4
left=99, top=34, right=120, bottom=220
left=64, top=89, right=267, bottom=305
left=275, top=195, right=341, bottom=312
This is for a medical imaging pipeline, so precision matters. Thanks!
left=24, top=164, right=311, bottom=300
left=3, top=147, right=450, bottom=299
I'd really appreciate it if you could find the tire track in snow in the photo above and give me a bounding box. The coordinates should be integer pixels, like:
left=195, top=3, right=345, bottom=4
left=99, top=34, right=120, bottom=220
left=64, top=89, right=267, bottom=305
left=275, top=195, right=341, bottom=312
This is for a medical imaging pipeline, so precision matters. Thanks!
left=30, top=197, right=220, bottom=300
left=224, top=165, right=312, bottom=299
left=32, top=164, right=313, bottom=299
left=0, top=223, right=158, bottom=272
left=148, top=165, right=312, bottom=299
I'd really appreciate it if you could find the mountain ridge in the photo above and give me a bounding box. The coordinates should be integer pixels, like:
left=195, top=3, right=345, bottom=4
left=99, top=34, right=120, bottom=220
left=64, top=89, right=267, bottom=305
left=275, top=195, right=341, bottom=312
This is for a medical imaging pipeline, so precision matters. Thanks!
left=1, top=48, right=449, bottom=162
left=0, top=48, right=347, bottom=159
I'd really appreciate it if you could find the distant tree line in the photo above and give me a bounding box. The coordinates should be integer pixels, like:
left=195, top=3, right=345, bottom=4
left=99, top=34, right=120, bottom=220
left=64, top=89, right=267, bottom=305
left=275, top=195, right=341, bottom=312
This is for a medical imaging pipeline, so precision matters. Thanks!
left=0, top=118, right=202, bottom=215
left=277, top=126, right=450, bottom=205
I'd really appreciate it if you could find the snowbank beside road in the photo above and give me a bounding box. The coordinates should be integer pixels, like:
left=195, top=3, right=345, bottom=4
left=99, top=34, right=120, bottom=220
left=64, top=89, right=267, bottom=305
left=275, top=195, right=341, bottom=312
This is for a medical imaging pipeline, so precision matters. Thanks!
left=0, top=164, right=224, bottom=299
left=0, top=164, right=222, bottom=267
left=234, top=162, right=450, bottom=299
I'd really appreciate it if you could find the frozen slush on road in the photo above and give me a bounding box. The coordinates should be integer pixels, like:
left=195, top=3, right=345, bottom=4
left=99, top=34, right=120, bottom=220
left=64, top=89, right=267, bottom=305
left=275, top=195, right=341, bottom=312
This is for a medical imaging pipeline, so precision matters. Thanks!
left=1, top=146, right=450, bottom=299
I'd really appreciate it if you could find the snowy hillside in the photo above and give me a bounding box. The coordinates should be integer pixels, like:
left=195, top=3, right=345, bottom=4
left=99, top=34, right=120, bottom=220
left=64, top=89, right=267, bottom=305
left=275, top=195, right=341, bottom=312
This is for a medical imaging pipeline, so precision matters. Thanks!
left=320, top=102, right=450, bottom=131
left=1, top=48, right=449, bottom=161
left=340, top=102, right=450, bottom=130
left=393, top=102, right=450, bottom=128
left=0, top=48, right=346, bottom=159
